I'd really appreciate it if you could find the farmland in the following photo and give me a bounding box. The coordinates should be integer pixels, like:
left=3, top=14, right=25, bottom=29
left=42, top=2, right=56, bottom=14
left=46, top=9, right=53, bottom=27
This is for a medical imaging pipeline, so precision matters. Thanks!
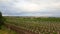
left=4, top=16, right=60, bottom=34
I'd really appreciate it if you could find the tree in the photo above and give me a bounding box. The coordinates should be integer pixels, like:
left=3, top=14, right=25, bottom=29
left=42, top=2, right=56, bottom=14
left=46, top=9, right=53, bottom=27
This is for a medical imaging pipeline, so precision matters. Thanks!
left=0, top=12, right=4, bottom=29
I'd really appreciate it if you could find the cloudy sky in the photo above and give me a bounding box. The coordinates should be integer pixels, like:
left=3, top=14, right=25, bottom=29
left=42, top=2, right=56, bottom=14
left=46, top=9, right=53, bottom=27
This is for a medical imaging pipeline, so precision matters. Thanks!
left=0, top=0, right=60, bottom=17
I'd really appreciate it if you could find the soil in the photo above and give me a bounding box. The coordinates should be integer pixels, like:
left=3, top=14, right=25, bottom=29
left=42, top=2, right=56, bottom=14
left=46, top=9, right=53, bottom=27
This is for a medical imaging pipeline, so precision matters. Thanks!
left=4, top=23, right=37, bottom=34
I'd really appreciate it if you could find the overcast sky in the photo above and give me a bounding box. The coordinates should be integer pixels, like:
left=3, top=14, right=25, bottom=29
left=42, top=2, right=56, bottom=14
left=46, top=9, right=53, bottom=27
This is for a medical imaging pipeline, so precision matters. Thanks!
left=0, top=0, right=60, bottom=17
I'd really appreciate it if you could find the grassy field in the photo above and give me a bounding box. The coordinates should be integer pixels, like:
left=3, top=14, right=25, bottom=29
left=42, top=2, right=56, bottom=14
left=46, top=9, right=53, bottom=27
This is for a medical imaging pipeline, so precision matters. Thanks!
left=4, top=16, right=60, bottom=34
left=0, top=25, right=17, bottom=34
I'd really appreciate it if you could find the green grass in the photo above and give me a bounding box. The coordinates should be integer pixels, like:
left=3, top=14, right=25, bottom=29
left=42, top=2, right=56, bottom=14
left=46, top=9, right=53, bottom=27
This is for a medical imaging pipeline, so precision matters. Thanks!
left=0, top=26, right=17, bottom=34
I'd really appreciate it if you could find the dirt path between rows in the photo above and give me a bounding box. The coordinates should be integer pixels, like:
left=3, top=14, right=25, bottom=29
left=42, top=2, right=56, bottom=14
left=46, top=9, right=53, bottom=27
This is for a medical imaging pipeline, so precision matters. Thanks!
left=4, top=23, right=38, bottom=34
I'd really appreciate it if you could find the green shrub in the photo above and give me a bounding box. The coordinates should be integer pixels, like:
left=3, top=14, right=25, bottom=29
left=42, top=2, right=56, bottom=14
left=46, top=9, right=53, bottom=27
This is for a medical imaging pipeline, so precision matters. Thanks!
left=0, top=12, right=4, bottom=29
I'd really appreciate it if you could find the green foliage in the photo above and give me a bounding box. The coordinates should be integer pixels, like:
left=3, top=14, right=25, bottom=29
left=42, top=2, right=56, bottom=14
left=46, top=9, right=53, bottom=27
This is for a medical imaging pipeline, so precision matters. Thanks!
left=0, top=12, right=4, bottom=29
left=5, top=16, right=60, bottom=34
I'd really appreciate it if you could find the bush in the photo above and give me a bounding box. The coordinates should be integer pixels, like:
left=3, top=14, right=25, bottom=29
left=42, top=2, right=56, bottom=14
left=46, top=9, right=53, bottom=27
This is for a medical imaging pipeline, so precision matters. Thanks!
left=0, top=12, right=4, bottom=29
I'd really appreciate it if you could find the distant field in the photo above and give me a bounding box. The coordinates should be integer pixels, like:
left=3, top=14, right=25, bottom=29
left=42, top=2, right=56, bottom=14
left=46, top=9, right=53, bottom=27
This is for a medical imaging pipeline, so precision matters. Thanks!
left=4, top=16, right=60, bottom=34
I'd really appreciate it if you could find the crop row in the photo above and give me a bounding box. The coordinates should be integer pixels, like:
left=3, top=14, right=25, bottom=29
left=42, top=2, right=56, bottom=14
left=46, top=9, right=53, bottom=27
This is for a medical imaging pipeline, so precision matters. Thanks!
left=5, top=17, right=60, bottom=34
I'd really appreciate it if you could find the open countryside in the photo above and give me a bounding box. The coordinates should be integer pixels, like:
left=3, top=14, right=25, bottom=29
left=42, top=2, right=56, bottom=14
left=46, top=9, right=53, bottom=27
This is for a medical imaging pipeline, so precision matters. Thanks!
left=4, top=16, right=60, bottom=34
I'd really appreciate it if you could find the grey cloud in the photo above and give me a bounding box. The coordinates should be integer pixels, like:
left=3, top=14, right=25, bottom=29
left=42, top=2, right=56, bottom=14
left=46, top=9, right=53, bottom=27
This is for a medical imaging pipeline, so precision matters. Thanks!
left=0, top=0, right=60, bottom=17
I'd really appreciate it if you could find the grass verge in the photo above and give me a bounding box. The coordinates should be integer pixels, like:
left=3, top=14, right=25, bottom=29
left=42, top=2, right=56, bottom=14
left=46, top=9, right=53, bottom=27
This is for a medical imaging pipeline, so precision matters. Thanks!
left=0, top=25, right=17, bottom=34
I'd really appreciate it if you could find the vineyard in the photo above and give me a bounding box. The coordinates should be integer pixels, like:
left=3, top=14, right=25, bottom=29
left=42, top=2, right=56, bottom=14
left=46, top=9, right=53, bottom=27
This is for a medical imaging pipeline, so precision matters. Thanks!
left=4, top=16, right=60, bottom=34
